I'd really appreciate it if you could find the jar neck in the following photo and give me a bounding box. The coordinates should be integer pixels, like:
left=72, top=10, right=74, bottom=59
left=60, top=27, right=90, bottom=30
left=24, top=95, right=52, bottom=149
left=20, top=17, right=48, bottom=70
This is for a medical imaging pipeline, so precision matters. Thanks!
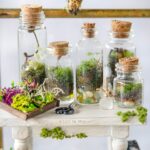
left=19, top=11, right=45, bottom=31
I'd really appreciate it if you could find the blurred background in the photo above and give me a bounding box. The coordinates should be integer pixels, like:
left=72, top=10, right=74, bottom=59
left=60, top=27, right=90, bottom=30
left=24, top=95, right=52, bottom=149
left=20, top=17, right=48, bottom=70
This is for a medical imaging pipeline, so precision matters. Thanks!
left=0, top=0, right=150, bottom=150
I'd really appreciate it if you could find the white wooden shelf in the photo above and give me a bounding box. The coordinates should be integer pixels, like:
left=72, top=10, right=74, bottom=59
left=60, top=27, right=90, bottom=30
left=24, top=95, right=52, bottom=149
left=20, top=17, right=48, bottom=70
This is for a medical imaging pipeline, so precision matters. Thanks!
left=0, top=104, right=141, bottom=127
left=0, top=100, right=144, bottom=150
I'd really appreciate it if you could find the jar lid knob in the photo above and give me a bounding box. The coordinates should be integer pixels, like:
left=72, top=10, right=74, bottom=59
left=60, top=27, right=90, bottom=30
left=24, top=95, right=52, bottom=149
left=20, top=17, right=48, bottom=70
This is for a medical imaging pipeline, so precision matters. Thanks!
left=21, top=4, right=42, bottom=13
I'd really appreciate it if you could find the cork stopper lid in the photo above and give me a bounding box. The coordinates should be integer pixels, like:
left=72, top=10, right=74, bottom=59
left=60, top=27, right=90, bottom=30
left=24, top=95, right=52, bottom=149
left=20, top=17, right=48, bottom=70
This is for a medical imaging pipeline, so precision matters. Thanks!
left=21, top=4, right=43, bottom=31
left=48, top=41, right=69, bottom=59
left=83, top=23, right=95, bottom=29
left=21, top=4, right=42, bottom=13
left=118, top=57, right=139, bottom=72
left=111, top=20, right=132, bottom=38
left=82, top=23, right=96, bottom=38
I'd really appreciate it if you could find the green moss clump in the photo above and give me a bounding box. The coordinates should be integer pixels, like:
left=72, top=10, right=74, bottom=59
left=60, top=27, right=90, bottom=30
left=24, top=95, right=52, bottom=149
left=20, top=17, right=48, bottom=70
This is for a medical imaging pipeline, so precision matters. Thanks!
left=11, top=94, right=36, bottom=113
left=108, top=48, right=134, bottom=85
left=76, top=58, right=103, bottom=90
left=48, top=66, right=73, bottom=96
left=116, top=82, right=142, bottom=101
left=21, top=61, right=46, bottom=84
left=40, top=127, right=88, bottom=140
left=117, top=106, right=148, bottom=124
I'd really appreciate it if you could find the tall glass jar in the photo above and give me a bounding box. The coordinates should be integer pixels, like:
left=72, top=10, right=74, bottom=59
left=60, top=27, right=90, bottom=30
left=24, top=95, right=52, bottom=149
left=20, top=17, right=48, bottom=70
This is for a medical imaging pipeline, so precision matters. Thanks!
left=103, top=20, right=136, bottom=97
left=45, top=41, right=74, bottom=104
left=113, top=57, right=143, bottom=108
left=18, top=4, right=47, bottom=85
left=75, top=23, right=103, bottom=105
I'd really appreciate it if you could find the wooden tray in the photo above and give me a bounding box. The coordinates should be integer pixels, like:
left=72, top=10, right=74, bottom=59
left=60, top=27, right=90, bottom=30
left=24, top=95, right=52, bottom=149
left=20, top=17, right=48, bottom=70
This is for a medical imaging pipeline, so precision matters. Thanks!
left=0, top=100, right=59, bottom=120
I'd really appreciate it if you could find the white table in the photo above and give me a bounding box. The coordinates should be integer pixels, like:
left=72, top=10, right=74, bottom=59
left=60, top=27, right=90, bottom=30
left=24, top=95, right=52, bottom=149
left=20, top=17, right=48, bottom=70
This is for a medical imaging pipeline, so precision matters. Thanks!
left=0, top=102, right=142, bottom=150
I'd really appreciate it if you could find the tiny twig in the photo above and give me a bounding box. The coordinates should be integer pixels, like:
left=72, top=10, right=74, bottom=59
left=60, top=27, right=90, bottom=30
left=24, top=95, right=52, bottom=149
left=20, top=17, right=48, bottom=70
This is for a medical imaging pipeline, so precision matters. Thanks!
left=24, top=31, right=40, bottom=63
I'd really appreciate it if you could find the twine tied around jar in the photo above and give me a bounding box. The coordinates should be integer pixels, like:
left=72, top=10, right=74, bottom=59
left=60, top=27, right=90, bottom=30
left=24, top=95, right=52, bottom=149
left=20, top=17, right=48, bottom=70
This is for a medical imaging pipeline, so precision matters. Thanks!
left=48, top=41, right=69, bottom=60
left=111, top=20, right=132, bottom=38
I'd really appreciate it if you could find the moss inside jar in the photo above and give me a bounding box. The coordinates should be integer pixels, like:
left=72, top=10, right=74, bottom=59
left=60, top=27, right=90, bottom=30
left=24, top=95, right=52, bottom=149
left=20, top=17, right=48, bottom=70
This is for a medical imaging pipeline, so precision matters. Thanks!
left=21, top=61, right=46, bottom=85
left=108, top=48, right=134, bottom=85
left=47, top=66, right=73, bottom=101
left=76, top=58, right=103, bottom=104
left=113, top=57, right=143, bottom=108
left=45, top=41, right=74, bottom=102
left=115, top=82, right=142, bottom=107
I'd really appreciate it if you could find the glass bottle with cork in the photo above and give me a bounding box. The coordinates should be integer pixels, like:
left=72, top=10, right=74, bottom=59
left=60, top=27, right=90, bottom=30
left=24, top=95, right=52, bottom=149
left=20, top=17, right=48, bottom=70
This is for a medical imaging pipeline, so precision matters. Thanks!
left=45, top=41, right=74, bottom=104
left=103, top=20, right=136, bottom=97
left=113, top=57, right=143, bottom=108
left=75, top=23, right=103, bottom=105
left=18, top=4, right=47, bottom=85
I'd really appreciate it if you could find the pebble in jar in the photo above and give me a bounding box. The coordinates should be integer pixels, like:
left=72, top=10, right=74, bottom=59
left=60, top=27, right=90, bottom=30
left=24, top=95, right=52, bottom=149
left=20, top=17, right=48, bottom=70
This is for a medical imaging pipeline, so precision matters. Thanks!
left=76, top=23, right=103, bottom=105
left=103, top=20, right=136, bottom=97
left=45, top=41, right=74, bottom=104
left=113, top=57, right=143, bottom=108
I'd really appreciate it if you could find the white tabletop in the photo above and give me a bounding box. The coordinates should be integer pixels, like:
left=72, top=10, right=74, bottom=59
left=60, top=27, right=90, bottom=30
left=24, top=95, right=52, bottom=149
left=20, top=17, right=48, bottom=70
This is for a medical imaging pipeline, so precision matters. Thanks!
left=0, top=103, right=142, bottom=127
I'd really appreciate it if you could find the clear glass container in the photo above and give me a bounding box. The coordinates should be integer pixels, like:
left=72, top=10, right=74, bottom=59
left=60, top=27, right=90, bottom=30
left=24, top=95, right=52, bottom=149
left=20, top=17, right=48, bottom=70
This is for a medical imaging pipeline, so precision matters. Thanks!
left=18, top=5, right=47, bottom=85
left=113, top=62, right=143, bottom=108
left=45, top=41, right=74, bottom=104
left=75, top=23, right=103, bottom=105
left=103, top=31, right=136, bottom=96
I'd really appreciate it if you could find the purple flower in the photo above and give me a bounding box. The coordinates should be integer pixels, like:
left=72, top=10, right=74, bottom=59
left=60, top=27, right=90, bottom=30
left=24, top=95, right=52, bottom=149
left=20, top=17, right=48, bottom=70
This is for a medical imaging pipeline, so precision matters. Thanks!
left=2, top=87, right=22, bottom=105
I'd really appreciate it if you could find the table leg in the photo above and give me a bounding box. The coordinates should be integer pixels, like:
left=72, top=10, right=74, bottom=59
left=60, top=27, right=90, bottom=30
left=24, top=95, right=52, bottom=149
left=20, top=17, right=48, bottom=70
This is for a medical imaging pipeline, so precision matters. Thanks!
left=0, top=128, right=3, bottom=150
left=12, top=127, right=31, bottom=150
left=111, top=126, right=129, bottom=150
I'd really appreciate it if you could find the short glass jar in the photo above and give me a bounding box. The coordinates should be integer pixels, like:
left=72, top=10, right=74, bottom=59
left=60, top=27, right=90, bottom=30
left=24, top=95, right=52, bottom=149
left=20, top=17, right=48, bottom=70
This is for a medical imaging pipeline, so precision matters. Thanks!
left=113, top=58, right=143, bottom=108
left=75, top=23, right=103, bottom=105
left=45, top=41, right=74, bottom=104
left=103, top=31, right=136, bottom=96
left=18, top=4, right=47, bottom=85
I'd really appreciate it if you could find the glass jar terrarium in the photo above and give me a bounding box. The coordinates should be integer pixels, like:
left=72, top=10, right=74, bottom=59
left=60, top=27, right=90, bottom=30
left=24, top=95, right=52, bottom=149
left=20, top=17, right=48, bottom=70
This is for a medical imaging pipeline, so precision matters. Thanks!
left=103, top=20, right=136, bottom=97
left=45, top=41, right=74, bottom=104
left=75, top=23, right=103, bottom=105
left=113, top=57, right=143, bottom=108
left=18, top=4, right=47, bottom=85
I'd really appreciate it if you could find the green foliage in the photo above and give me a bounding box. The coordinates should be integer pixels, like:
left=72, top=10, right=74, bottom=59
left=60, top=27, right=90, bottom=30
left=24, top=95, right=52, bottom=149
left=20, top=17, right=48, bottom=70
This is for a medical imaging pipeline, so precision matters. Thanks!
left=117, top=106, right=148, bottom=124
left=40, top=127, right=88, bottom=140
left=77, top=58, right=103, bottom=89
left=33, top=92, right=55, bottom=107
left=108, top=49, right=134, bottom=85
left=0, top=90, right=3, bottom=101
left=11, top=94, right=36, bottom=113
left=122, top=83, right=142, bottom=94
left=21, top=61, right=46, bottom=84
left=48, top=66, right=73, bottom=95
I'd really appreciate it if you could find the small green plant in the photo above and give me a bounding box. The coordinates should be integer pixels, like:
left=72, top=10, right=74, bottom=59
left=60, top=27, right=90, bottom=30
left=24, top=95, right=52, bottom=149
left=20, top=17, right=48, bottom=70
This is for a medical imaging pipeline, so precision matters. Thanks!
left=10, top=147, right=13, bottom=150
left=48, top=66, right=73, bottom=97
left=21, top=61, right=46, bottom=84
left=40, top=127, right=87, bottom=140
left=108, top=48, right=134, bottom=85
left=115, top=82, right=142, bottom=106
left=77, top=58, right=103, bottom=89
left=11, top=94, right=37, bottom=113
left=117, top=106, right=148, bottom=124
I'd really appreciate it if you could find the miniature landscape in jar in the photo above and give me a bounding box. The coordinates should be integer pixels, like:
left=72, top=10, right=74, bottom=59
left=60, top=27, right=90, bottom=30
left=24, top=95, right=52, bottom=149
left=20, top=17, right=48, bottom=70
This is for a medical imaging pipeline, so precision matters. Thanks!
left=45, top=41, right=74, bottom=103
left=113, top=57, right=143, bottom=108
left=104, top=20, right=136, bottom=96
left=19, top=4, right=47, bottom=86
left=76, top=23, right=103, bottom=104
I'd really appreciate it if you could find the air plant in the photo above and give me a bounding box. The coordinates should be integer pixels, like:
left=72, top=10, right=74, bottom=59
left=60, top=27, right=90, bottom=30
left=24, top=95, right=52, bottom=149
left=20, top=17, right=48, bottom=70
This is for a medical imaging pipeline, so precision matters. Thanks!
left=66, top=0, right=83, bottom=15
